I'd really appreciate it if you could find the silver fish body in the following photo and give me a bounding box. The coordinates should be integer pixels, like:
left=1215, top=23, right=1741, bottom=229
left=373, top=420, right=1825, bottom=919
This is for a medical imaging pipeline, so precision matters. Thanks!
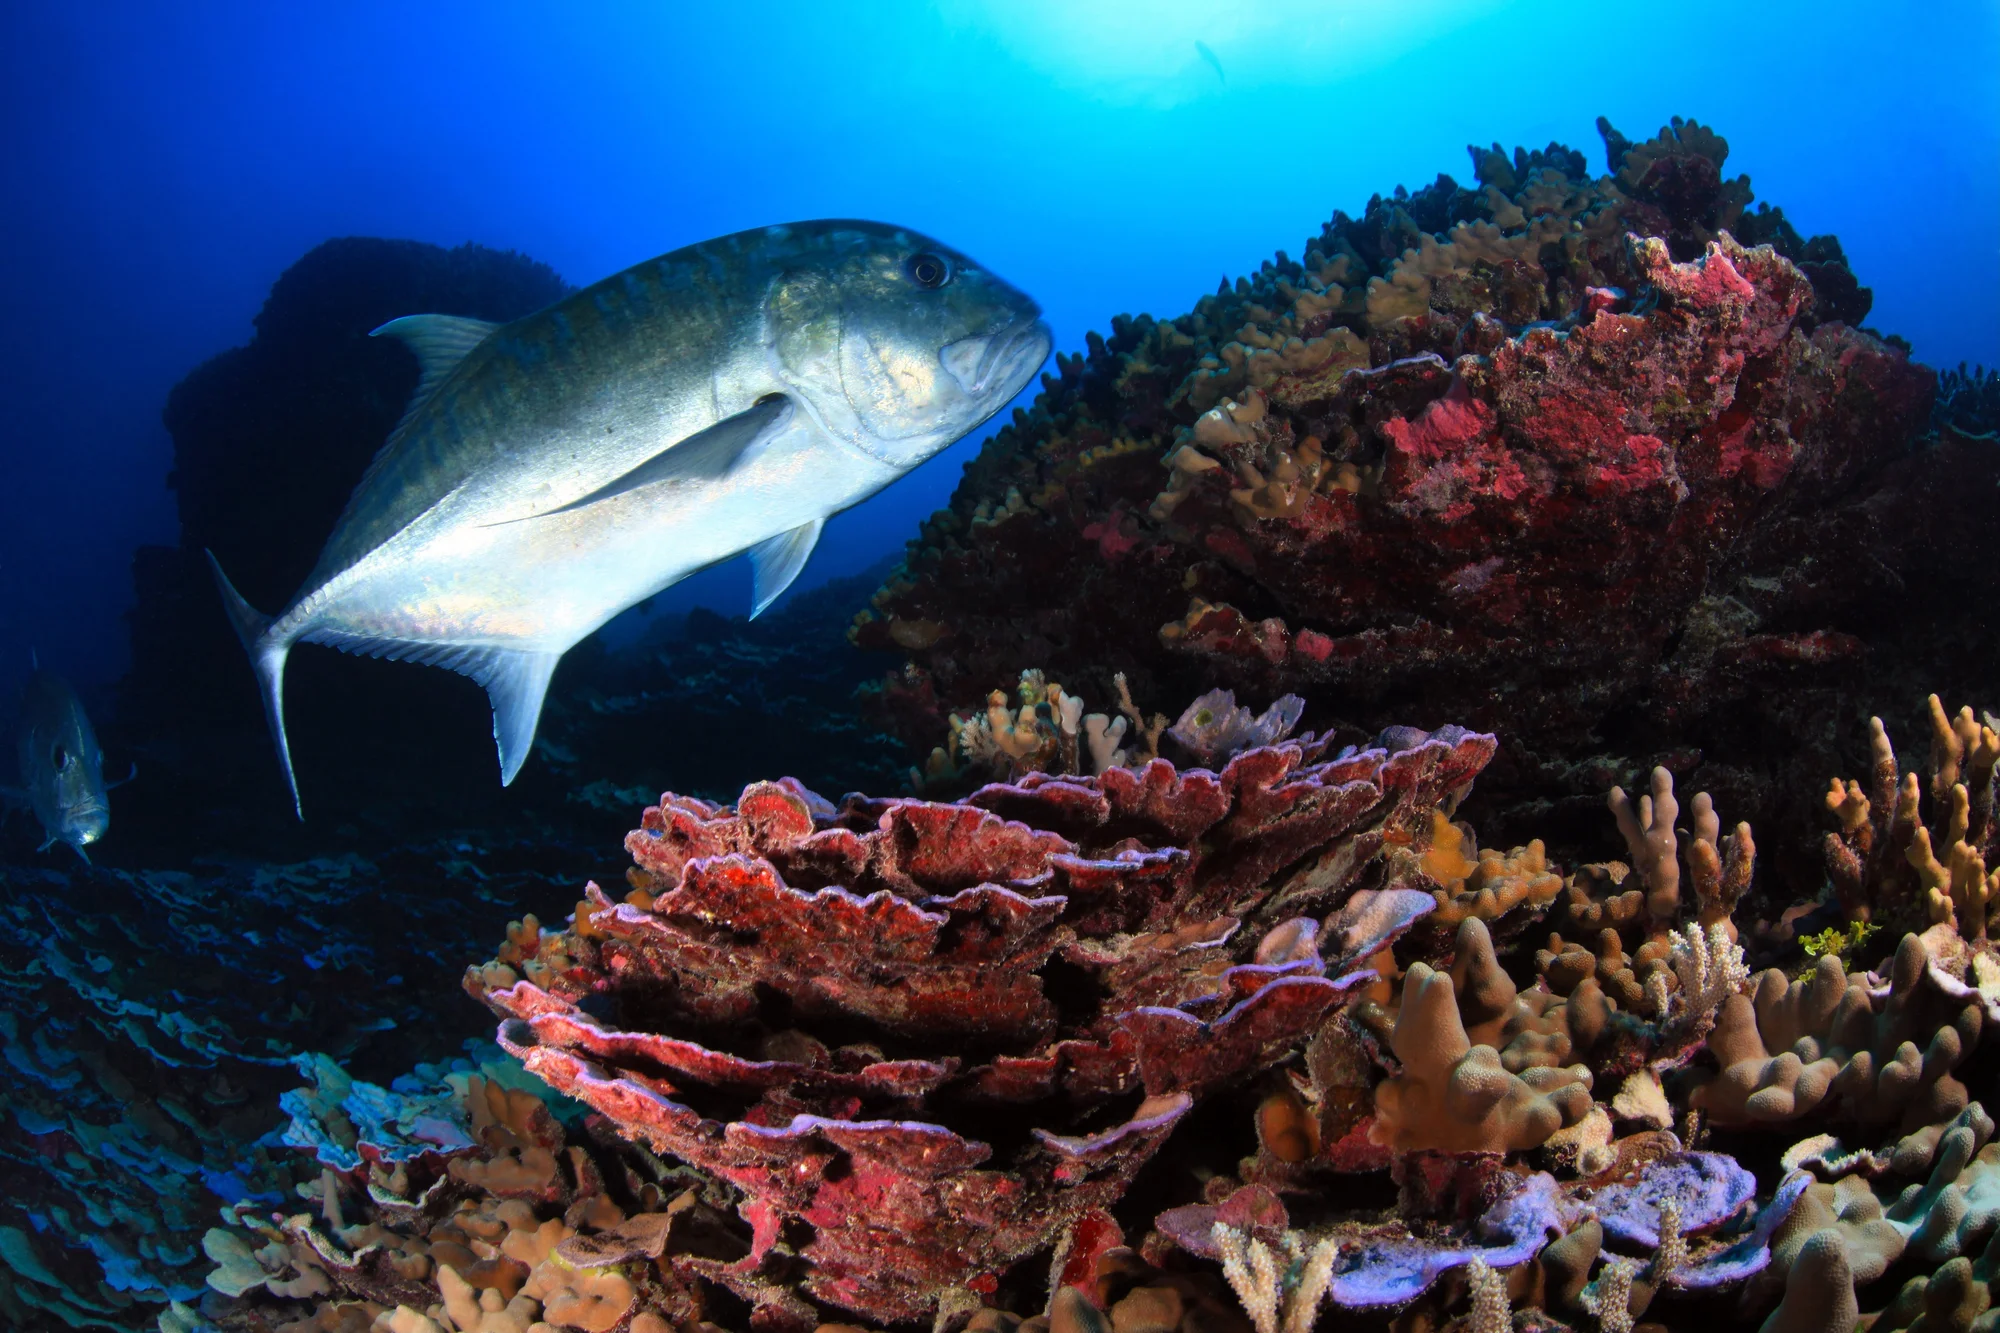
left=210, top=220, right=1051, bottom=815
left=17, top=670, right=110, bottom=859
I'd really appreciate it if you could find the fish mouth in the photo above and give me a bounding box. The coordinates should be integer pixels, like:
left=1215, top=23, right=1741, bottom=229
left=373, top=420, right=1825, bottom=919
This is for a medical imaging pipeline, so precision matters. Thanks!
left=942, top=319, right=1053, bottom=399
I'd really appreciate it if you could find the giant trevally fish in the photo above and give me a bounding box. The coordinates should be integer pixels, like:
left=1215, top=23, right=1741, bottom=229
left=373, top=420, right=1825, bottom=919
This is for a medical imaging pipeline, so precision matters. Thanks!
left=15, top=669, right=114, bottom=860
left=210, top=221, right=1051, bottom=817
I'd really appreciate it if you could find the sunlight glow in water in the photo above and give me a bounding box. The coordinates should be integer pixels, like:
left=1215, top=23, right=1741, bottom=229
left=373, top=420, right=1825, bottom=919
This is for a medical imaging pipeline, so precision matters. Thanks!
left=938, top=0, right=1505, bottom=103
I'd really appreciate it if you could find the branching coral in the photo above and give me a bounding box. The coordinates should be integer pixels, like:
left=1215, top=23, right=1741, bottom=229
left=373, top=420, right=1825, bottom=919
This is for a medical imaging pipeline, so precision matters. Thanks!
left=1824, top=697, right=1999, bottom=940
left=915, top=670, right=1301, bottom=794
left=1208, top=1220, right=1337, bottom=1333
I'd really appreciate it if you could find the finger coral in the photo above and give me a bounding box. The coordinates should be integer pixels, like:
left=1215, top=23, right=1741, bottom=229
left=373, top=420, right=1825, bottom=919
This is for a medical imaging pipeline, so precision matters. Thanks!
left=1690, top=933, right=1981, bottom=1132
left=1823, top=696, right=1999, bottom=942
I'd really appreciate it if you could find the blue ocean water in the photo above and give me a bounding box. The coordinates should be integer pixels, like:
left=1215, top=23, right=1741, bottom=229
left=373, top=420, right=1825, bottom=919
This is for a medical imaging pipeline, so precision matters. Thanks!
left=2, top=0, right=1993, bottom=702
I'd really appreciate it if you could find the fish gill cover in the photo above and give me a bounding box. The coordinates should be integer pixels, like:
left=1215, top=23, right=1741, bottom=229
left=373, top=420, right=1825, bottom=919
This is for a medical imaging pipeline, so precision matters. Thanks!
left=3, top=117, right=1999, bottom=1333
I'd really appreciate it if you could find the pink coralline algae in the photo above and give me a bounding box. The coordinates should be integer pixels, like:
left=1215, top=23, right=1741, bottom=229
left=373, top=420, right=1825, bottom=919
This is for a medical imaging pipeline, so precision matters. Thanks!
left=853, top=121, right=2000, bottom=885
left=466, top=727, right=1496, bottom=1326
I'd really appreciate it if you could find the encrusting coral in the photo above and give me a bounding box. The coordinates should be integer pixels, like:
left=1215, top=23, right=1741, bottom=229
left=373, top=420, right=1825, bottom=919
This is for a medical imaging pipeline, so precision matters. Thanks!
left=851, top=115, right=2000, bottom=899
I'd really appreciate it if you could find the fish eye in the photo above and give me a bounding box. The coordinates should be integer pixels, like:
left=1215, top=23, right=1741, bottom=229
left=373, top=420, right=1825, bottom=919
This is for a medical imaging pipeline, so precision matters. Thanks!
left=52, top=744, right=70, bottom=771
left=904, top=253, right=950, bottom=290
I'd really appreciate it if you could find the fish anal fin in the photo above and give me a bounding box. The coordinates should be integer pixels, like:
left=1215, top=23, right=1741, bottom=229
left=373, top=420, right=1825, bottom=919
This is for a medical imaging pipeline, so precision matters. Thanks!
left=748, top=518, right=824, bottom=619
left=301, top=630, right=558, bottom=785
left=489, top=395, right=792, bottom=527
left=370, top=315, right=500, bottom=435
left=480, top=651, right=561, bottom=786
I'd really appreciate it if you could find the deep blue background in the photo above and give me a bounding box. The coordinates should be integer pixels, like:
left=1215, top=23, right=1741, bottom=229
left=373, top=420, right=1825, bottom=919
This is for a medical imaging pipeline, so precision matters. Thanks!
left=3, top=0, right=1995, bottom=703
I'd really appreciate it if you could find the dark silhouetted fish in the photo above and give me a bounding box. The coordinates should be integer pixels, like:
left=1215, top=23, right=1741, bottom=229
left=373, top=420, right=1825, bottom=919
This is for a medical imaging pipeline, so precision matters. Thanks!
left=14, top=669, right=113, bottom=861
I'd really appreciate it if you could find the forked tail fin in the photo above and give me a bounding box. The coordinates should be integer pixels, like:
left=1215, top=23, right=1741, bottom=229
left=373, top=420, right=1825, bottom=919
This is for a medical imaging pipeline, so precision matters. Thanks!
left=205, top=550, right=302, bottom=818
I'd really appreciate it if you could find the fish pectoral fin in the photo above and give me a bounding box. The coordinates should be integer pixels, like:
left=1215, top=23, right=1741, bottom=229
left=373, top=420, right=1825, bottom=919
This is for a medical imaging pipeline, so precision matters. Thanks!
left=105, top=761, right=138, bottom=791
left=486, top=395, right=794, bottom=527
left=370, top=315, right=501, bottom=434
left=747, top=518, right=824, bottom=619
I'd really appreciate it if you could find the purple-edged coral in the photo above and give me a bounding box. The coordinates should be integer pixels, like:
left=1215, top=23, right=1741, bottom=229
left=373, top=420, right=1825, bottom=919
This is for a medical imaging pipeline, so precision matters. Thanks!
left=1593, top=1151, right=1757, bottom=1246
left=467, top=725, right=1495, bottom=1324
left=1325, top=1172, right=1577, bottom=1307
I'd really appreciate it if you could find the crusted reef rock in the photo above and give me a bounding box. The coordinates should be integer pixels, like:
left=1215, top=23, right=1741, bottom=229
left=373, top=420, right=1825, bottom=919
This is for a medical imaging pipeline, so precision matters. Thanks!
left=853, top=118, right=2000, bottom=885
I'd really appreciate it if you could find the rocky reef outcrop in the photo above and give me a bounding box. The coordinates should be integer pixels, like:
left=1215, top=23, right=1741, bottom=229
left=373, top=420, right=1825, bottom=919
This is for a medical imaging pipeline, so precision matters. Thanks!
left=850, top=118, right=2000, bottom=893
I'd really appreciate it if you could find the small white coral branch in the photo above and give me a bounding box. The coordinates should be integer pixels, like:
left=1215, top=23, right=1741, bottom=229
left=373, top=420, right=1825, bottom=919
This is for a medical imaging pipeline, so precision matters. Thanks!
left=1650, top=1199, right=1685, bottom=1285
left=1662, top=920, right=1748, bottom=1042
left=1465, top=1257, right=1511, bottom=1333
left=1211, top=1222, right=1339, bottom=1333
left=1578, top=1256, right=1636, bottom=1333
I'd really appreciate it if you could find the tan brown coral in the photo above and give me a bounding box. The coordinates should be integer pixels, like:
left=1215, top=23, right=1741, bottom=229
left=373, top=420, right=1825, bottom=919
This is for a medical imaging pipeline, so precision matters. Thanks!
left=1367, top=949, right=1594, bottom=1155
left=1690, top=933, right=1981, bottom=1132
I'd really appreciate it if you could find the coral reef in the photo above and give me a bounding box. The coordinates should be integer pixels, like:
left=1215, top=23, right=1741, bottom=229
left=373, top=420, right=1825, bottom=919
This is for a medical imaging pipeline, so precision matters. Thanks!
left=0, top=838, right=584, bottom=1330
left=53, top=112, right=2000, bottom=1333
left=181, top=689, right=2000, bottom=1333
left=462, top=704, right=1490, bottom=1324
left=852, top=118, right=2000, bottom=892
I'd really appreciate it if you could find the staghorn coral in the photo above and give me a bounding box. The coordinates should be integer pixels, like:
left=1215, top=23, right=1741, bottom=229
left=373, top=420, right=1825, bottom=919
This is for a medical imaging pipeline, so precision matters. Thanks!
left=462, top=723, right=1497, bottom=1325
left=1208, top=1219, right=1337, bottom=1333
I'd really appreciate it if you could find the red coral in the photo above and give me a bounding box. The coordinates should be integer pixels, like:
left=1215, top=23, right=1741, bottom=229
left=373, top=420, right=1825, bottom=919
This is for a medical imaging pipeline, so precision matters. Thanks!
left=468, top=728, right=1496, bottom=1325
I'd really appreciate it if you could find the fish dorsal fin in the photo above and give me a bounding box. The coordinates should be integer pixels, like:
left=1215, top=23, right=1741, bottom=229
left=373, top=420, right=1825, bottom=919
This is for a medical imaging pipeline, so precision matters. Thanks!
left=491, top=394, right=793, bottom=526
left=370, top=314, right=500, bottom=433
left=747, top=518, right=824, bottom=619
